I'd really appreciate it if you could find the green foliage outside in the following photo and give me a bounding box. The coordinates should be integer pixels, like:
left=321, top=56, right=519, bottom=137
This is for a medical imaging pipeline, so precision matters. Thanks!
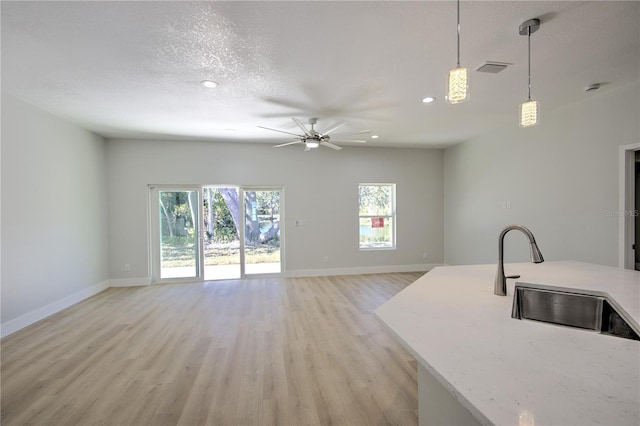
left=160, top=189, right=280, bottom=268
left=359, top=184, right=392, bottom=216
left=204, top=190, right=237, bottom=243
left=161, top=238, right=279, bottom=267
left=359, top=184, right=394, bottom=247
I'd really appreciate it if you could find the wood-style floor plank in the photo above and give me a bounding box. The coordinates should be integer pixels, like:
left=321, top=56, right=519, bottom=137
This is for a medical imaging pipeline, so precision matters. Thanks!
left=1, top=273, right=421, bottom=426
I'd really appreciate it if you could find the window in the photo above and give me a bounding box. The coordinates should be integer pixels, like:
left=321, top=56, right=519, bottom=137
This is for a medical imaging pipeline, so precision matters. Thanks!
left=359, top=183, right=395, bottom=249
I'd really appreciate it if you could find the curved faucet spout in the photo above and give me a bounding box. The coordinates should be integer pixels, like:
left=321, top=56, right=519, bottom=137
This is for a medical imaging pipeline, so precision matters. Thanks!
left=495, top=225, right=544, bottom=296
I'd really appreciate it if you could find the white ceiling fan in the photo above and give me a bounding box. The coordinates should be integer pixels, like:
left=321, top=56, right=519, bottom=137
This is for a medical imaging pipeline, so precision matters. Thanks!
left=258, top=117, right=369, bottom=151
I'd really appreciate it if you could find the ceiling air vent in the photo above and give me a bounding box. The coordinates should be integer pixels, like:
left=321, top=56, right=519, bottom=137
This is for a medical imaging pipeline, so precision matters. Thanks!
left=475, top=61, right=511, bottom=73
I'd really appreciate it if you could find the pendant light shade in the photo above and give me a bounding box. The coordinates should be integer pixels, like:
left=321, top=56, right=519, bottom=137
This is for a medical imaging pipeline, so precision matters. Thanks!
left=520, top=100, right=539, bottom=127
left=446, top=0, right=468, bottom=104
left=519, top=19, right=540, bottom=127
left=447, top=67, right=468, bottom=104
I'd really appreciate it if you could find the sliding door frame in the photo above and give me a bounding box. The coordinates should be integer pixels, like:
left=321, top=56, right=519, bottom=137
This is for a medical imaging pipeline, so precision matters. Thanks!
left=149, top=185, right=204, bottom=284
left=240, top=186, right=285, bottom=278
left=149, top=184, right=284, bottom=283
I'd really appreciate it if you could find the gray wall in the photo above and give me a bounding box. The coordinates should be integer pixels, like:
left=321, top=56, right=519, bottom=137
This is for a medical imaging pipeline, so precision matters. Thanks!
left=6, top=78, right=636, bottom=331
left=444, top=82, right=640, bottom=266
left=106, top=139, right=444, bottom=281
left=1, top=94, right=109, bottom=326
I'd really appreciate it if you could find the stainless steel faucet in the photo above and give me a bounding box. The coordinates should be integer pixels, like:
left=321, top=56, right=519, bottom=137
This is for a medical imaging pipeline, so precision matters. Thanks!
left=495, top=225, right=544, bottom=296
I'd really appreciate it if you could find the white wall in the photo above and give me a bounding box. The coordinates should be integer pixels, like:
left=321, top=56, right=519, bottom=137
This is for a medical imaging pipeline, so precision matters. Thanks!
left=106, top=139, right=444, bottom=281
left=1, top=94, right=109, bottom=333
left=444, top=82, right=640, bottom=266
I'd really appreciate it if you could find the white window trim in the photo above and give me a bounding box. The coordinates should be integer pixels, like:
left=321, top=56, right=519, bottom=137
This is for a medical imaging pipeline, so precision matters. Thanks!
left=358, top=183, right=396, bottom=251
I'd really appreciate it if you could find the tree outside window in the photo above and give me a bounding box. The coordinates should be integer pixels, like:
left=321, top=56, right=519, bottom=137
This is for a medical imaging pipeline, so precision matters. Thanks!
left=359, top=184, right=395, bottom=249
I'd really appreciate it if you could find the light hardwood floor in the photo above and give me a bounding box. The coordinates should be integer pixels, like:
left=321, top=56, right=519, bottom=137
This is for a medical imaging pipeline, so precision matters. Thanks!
left=1, top=273, right=422, bottom=426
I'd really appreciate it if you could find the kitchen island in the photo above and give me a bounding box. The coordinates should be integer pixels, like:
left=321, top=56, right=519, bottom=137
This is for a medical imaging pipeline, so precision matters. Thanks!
left=374, top=261, right=640, bottom=425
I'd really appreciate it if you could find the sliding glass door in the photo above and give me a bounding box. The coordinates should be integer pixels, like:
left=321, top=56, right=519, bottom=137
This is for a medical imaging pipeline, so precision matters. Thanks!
left=150, top=185, right=283, bottom=282
left=202, top=187, right=241, bottom=280
left=156, top=188, right=201, bottom=280
left=244, top=189, right=282, bottom=275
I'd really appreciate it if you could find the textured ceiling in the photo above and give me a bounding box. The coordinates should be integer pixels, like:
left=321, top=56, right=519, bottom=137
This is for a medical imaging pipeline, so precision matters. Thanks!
left=2, top=1, right=639, bottom=148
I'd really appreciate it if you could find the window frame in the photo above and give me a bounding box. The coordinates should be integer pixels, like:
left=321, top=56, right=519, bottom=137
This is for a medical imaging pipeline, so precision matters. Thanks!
left=358, top=183, right=396, bottom=251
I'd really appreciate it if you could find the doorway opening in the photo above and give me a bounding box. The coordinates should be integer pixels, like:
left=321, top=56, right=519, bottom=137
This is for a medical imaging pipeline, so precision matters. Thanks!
left=635, top=151, right=640, bottom=271
left=203, top=187, right=241, bottom=280
left=243, top=189, right=282, bottom=275
left=619, top=143, right=640, bottom=270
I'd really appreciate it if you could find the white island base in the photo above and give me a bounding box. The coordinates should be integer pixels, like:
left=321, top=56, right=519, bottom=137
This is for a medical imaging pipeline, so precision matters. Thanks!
left=419, top=364, right=481, bottom=426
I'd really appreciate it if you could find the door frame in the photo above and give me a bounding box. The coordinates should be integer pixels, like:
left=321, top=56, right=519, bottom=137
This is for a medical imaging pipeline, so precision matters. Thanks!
left=619, top=143, right=640, bottom=269
left=240, top=186, right=285, bottom=278
left=149, top=186, right=204, bottom=283
left=149, top=184, right=284, bottom=283
left=202, top=186, right=243, bottom=281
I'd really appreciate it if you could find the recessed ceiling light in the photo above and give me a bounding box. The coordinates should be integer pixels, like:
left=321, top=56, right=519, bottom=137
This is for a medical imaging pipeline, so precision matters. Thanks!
left=201, top=80, right=218, bottom=88
left=371, top=135, right=379, bottom=139
left=422, top=96, right=435, bottom=103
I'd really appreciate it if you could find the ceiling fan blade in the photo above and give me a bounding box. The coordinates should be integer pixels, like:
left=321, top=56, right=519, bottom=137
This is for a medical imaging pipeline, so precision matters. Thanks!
left=321, top=141, right=343, bottom=150
left=291, top=117, right=310, bottom=134
left=329, top=139, right=367, bottom=143
left=332, top=129, right=372, bottom=136
left=319, top=120, right=345, bottom=135
left=261, top=96, right=310, bottom=111
left=258, top=110, right=306, bottom=118
left=274, top=140, right=303, bottom=148
left=257, top=126, right=302, bottom=137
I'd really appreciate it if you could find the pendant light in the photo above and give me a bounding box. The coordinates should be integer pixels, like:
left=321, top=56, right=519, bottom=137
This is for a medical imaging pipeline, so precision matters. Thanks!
left=519, top=19, right=540, bottom=127
left=446, top=0, right=468, bottom=104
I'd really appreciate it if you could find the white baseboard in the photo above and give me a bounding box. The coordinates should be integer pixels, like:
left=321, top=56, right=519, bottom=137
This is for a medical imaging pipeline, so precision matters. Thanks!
left=1, top=280, right=109, bottom=338
left=108, top=277, right=151, bottom=287
left=285, top=263, right=440, bottom=278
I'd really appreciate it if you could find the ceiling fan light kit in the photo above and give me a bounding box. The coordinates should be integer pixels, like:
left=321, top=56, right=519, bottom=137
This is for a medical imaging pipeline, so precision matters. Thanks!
left=305, top=138, right=320, bottom=149
left=260, top=117, right=369, bottom=151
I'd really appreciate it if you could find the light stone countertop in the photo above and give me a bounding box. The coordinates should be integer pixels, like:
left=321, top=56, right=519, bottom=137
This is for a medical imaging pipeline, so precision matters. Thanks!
left=374, top=261, right=640, bottom=426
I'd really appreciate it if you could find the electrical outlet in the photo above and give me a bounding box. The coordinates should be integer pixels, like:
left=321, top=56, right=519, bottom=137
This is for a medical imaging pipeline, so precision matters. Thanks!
left=422, top=252, right=428, bottom=260
left=124, top=264, right=130, bottom=272
left=323, top=256, right=329, bottom=263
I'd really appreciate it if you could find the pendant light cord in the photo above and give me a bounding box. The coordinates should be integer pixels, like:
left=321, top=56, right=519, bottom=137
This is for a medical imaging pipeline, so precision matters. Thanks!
left=456, top=0, right=461, bottom=67
left=527, top=27, right=532, bottom=100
